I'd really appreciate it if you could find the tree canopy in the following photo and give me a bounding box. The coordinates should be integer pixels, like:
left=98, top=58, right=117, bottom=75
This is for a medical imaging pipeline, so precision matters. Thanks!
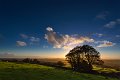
left=65, top=45, right=103, bottom=72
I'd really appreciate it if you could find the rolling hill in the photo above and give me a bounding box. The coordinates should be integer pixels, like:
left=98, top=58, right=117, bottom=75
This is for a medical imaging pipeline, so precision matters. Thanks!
left=0, top=62, right=119, bottom=80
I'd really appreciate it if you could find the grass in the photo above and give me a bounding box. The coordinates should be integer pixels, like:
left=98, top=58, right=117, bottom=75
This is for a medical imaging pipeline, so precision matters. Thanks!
left=0, top=62, right=119, bottom=80
left=93, top=65, right=120, bottom=73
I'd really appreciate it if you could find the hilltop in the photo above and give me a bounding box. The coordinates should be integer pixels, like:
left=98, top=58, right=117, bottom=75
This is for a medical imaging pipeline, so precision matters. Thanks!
left=0, top=62, right=119, bottom=80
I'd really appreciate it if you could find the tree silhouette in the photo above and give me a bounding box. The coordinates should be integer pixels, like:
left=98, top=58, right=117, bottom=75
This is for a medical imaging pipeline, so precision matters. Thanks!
left=66, top=45, right=103, bottom=72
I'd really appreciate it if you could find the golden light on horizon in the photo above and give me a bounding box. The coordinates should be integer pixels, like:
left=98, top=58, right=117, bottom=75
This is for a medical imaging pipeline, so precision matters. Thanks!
left=101, top=53, right=120, bottom=59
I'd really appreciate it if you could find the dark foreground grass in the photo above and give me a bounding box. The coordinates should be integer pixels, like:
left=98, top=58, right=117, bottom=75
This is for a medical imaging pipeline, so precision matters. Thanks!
left=0, top=62, right=118, bottom=80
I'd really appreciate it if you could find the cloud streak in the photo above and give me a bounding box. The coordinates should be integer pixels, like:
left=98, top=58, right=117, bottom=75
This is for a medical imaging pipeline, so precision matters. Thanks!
left=104, top=19, right=120, bottom=28
left=96, top=11, right=109, bottom=20
left=116, top=35, right=120, bottom=38
left=16, top=41, right=27, bottom=46
left=104, top=21, right=117, bottom=28
left=30, top=37, right=40, bottom=45
left=0, top=52, right=15, bottom=58
left=45, top=27, right=94, bottom=49
left=30, top=37, right=40, bottom=42
left=19, top=34, right=40, bottom=46
left=97, top=40, right=115, bottom=47
left=20, top=34, right=28, bottom=39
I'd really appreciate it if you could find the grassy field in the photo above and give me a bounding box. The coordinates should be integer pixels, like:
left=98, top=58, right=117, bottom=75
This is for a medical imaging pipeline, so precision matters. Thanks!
left=0, top=62, right=119, bottom=80
left=103, top=60, right=120, bottom=70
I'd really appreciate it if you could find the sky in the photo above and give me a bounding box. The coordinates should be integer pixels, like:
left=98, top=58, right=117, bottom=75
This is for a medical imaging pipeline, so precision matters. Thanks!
left=0, top=0, right=120, bottom=59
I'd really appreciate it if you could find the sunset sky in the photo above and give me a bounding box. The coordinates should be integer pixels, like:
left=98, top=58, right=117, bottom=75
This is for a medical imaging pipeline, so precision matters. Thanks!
left=0, top=0, right=120, bottom=59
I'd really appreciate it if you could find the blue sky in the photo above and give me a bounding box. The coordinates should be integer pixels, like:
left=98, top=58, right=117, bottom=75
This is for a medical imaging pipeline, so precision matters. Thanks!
left=0, top=0, right=120, bottom=59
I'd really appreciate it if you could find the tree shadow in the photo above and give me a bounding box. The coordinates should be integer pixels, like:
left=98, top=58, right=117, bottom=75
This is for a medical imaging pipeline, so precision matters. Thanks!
left=81, top=70, right=120, bottom=79
left=1, top=59, right=120, bottom=79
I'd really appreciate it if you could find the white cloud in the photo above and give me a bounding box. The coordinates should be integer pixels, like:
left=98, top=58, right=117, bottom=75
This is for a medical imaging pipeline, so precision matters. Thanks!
left=19, top=33, right=40, bottom=46
left=30, top=37, right=40, bottom=42
left=104, top=19, right=120, bottom=28
left=16, top=41, right=27, bottom=46
left=46, top=27, right=53, bottom=31
left=98, top=33, right=103, bottom=37
left=30, top=37, right=40, bottom=45
left=116, top=35, right=120, bottom=38
left=96, top=11, right=109, bottom=20
left=116, top=19, right=120, bottom=24
left=43, top=45, right=48, bottom=48
left=94, top=33, right=103, bottom=37
left=104, top=21, right=117, bottom=28
left=97, top=40, right=115, bottom=48
left=45, top=27, right=94, bottom=49
left=20, top=34, right=28, bottom=39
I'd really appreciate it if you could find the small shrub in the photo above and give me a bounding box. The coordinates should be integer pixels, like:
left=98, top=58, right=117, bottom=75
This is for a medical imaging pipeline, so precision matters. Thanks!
left=57, top=61, right=65, bottom=67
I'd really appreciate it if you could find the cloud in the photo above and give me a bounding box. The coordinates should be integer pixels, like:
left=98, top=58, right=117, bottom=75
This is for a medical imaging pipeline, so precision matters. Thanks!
left=96, top=11, right=109, bottom=20
left=0, top=53, right=15, bottom=58
left=97, top=40, right=115, bottom=48
left=116, top=35, right=120, bottom=38
left=16, top=41, right=27, bottom=46
left=46, top=27, right=53, bottom=31
left=30, top=37, right=40, bottom=42
left=93, top=33, right=103, bottom=37
left=104, top=19, right=120, bottom=28
left=98, top=33, right=103, bottom=37
left=19, top=34, right=40, bottom=45
left=45, top=27, right=94, bottom=49
left=20, top=34, right=28, bottom=39
left=116, top=19, right=120, bottom=24
left=43, top=45, right=48, bottom=48
left=30, top=37, right=40, bottom=45
left=104, top=21, right=117, bottom=28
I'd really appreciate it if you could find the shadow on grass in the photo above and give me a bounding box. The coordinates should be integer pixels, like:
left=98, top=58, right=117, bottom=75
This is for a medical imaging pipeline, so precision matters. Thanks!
left=1, top=62, right=120, bottom=79
left=82, top=70, right=120, bottom=79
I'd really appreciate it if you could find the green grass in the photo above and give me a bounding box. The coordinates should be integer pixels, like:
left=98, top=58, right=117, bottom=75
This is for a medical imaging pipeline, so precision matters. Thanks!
left=93, top=65, right=120, bottom=73
left=0, top=62, right=119, bottom=80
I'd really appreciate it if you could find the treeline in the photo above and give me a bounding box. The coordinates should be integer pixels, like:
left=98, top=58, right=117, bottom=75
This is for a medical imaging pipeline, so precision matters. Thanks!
left=0, top=58, right=65, bottom=68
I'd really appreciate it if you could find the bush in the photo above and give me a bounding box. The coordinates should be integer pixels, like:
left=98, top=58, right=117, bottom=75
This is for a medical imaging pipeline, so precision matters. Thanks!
left=22, top=58, right=32, bottom=63
left=57, top=61, right=65, bottom=67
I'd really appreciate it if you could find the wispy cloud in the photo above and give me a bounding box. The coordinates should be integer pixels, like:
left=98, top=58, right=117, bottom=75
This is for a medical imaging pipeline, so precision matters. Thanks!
left=116, top=35, right=120, bottom=38
left=43, top=45, right=48, bottom=48
left=104, top=21, right=117, bottom=28
left=19, top=34, right=40, bottom=46
left=116, top=19, right=120, bottom=24
left=30, top=37, right=40, bottom=45
left=30, top=37, right=40, bottom=42
left=97, top=40, right=115, bottom=47
left=0, top=52, right=15, bottom=58
left=45, top=27, right=94, bottom=49
left=16, top=41, right=27, bottom=46
left=20, top=34, right=28, bottom=39
left=97, top=33, right=103, bottom=37
left=96, top=11, right=109, bottom=20
left=104, top=19, right=120, bottom=28
left=93, top=33, right=103, bottom=37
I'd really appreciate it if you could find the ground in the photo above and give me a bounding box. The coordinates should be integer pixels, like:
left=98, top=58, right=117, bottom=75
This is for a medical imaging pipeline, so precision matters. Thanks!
left=0, top=62, right=119, bottom=80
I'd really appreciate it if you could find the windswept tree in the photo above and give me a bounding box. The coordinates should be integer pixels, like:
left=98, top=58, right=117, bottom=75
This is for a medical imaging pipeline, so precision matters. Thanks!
left=66, top=45, right=103, bottom=72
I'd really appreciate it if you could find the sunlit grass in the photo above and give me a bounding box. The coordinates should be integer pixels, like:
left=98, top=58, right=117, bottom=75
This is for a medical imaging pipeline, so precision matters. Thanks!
left=93, top=65, right=120, bottom=73
left=0, top=62, right=119, bottom=80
